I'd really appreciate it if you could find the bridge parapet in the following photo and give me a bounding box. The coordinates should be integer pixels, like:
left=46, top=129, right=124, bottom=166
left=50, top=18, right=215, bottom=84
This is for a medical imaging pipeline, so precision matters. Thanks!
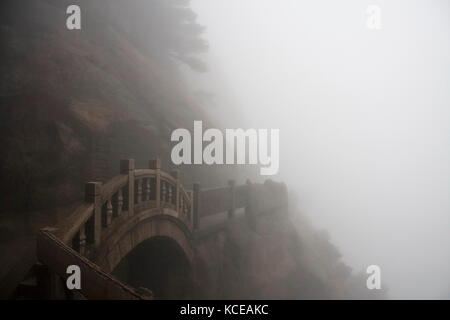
left=52, top=159, right=193, bottom=258
left=37, top=229, right=152, bottom=300
left=193, top=178, right=288, bottom=231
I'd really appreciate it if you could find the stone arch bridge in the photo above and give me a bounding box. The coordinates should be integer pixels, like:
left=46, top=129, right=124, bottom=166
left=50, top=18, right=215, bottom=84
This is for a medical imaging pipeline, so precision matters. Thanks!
left=10, top=159, right=288, bottom=299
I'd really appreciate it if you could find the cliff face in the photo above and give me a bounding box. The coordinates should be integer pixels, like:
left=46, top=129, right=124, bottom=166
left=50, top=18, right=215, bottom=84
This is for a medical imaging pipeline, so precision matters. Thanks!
left=192, top=208, right=331, bottom=299
left=192, top=204, right=387, bottom=300
left=0, top=0, right=230, bottom=214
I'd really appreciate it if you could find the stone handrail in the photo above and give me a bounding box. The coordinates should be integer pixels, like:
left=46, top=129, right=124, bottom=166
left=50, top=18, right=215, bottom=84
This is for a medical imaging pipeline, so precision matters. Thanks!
left=37, top=229, right=152, bottom=300
left=49, top=159, right=288, bottom=255
left=52, top=159, right=193, bottom=258
left=192, top=179, right=288, bottom=230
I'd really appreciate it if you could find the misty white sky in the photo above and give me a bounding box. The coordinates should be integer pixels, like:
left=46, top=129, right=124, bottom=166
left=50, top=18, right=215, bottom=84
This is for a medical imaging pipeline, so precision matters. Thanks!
left=189, top=0, right=450, bottom=299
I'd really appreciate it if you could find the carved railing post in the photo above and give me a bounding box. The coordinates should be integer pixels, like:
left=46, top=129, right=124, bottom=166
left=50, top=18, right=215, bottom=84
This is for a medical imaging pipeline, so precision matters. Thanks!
left=120, top=159, right=135, bottom=216
left=149, top=159, right=161, bottom=208
left=171, top=170, right=180, bottom=212
left=228, top=179, right=236, bottom=219
left=193, top=183, right=200, bottom=230
left=85, top=181, right=102, bottom=246
left=136, top=179, right=143, bottom=204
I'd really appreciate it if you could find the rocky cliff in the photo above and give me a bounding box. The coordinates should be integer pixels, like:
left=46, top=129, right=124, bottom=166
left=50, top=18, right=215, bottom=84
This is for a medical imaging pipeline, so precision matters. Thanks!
left=0, top=0, right=235, bottom=215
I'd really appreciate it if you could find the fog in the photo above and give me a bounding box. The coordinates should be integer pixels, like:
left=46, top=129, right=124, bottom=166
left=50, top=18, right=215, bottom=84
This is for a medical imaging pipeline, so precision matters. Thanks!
left=189, top=0, right=450, bottom=299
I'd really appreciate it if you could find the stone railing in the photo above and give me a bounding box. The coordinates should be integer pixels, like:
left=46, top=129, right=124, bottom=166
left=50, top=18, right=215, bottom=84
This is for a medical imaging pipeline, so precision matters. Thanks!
left=52, top=159, right=193, bottom=257
left=36, top=229, right=152, bottom=300
left=193, top=179, right=288, bottom=231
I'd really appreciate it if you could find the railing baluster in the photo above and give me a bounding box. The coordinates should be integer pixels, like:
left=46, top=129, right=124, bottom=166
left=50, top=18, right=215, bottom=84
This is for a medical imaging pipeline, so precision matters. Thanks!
left=113, top=188, right=123, bottom=217
left=72, top=224, right=87, bottom=255
left=162, top=181, right=167, bottom=204
left=145, top=178, right=151, bottom=201
left=106, top=199, right=113, bottom=226
left=183, top=198, right=188, bottom=220
left=168, top=184, right=171, bottom=203
left=149, top=159, right=161, bottom=208
left=136, top=178, right=142, bottom=204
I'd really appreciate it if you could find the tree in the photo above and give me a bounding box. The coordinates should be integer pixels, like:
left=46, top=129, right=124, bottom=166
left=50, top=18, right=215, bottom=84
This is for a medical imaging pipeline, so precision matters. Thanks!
left=105, top=0, right=209, bottom=71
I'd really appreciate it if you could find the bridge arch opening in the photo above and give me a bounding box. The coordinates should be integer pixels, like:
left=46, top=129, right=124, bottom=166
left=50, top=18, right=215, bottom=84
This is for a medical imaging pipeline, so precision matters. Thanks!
left=112, top=236, right=193, bottom=299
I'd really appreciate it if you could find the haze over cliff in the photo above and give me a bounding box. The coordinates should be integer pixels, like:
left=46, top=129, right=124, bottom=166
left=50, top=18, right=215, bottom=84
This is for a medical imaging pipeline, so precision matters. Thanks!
left=0, top=0, right=390, bottom=299
left=189, top=0, right=450, bottom=299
